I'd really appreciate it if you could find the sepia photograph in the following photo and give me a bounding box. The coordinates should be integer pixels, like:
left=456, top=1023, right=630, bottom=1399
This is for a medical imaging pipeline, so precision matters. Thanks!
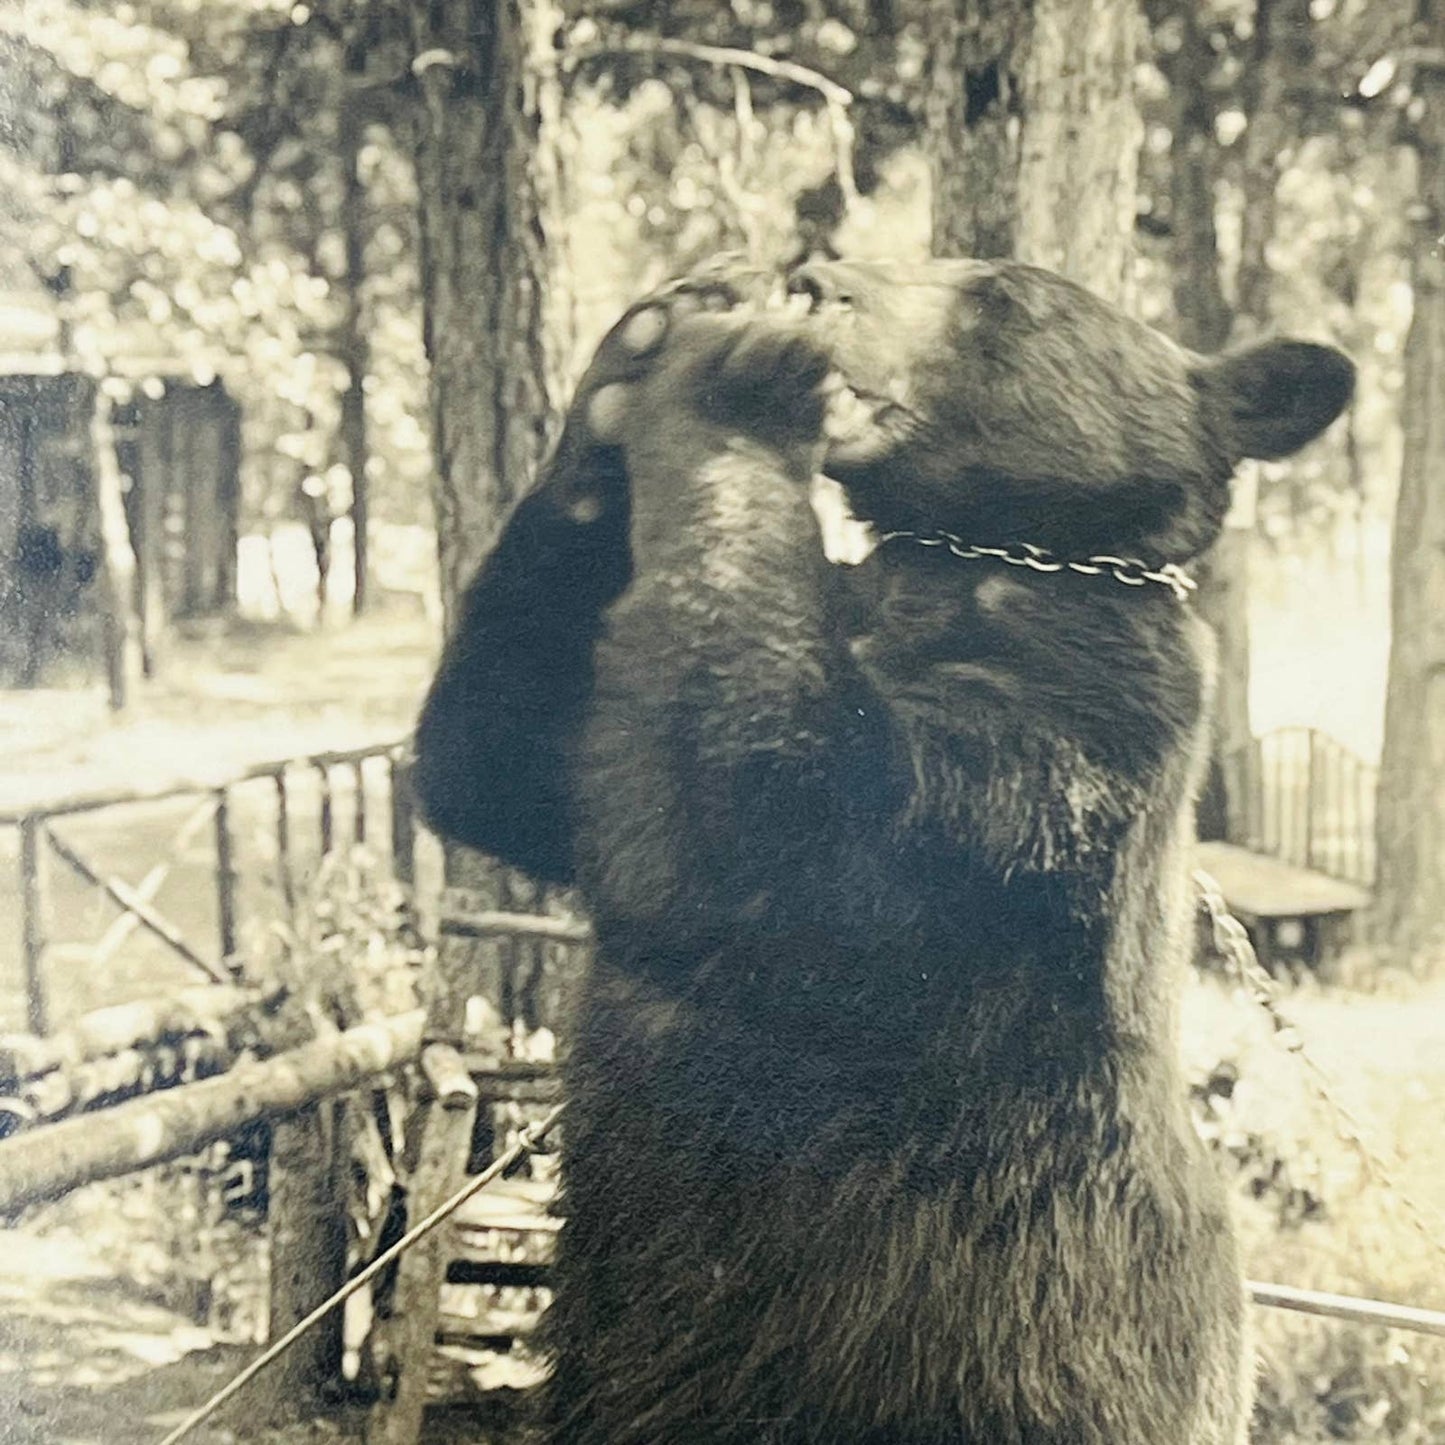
left=1, top=1, right=1443, bottom=1442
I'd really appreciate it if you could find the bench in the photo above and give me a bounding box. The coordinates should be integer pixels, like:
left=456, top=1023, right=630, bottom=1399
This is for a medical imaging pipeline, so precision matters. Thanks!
left=1195, top=841, right=1371, bottom=973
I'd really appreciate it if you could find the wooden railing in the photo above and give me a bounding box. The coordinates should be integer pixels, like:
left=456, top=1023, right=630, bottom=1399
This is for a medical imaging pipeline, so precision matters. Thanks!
left=1226, top=727, right=1377, bottom=888
left=0, top=740, right=414, bottom=1036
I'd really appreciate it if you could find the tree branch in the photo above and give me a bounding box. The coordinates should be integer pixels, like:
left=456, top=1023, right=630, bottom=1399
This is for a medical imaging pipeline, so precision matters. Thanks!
left=562, top=33, right=854, bottom=109
left=561, top=33, right=857, bottom=209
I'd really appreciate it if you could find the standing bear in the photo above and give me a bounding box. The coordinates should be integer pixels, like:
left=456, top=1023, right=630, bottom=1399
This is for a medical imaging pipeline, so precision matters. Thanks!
left=413, top=259, right=1354, bottom=1445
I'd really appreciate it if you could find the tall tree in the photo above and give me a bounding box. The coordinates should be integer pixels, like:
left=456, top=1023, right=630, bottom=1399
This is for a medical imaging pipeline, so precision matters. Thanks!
left=410, top=0, right=572, bottom=626
left=1151, top=0, right=1317, bottom=841
left=339, top=83, right=373, bottom=616
left=926, top=0, right=1143, bottom=302
left=366, top=8, right=573, bottom=1432
left=1374, top=17, right=1445, bottom=955
left=1152, top=1, right=1245, bottom=839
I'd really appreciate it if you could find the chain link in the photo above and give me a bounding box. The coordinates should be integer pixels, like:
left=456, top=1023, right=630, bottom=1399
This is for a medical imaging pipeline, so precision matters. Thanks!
left=876, top=531, right=1198, bottom=602
left=1192, top=869, right=1445, bottom=1258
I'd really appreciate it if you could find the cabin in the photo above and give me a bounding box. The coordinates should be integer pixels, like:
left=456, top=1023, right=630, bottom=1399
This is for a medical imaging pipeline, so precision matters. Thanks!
left=0, top=364, right=240, bottom=687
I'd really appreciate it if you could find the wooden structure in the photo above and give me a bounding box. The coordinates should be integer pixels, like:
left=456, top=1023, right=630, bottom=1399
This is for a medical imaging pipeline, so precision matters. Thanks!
left=1226, top=727, right=1377, bottom=889
left=0, top=365, right=240, bottom=687
left=1204, top=727, right=1379, bottom=972
left=0, top=744, right=578, bottom=1435
left=1195, top=841, right=1372, bottom=972
left=0, top=740, right=405, bottom=1037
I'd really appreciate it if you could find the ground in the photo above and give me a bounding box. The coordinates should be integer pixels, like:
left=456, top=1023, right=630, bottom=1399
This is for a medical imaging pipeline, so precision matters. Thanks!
left=0, top=608, right=437, bottom=814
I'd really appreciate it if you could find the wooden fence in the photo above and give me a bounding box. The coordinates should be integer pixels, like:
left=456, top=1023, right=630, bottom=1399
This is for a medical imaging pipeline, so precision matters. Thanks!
left=1227, top=726, right=1378, bottom=888
left=1, top=740, right=413, bottom=1037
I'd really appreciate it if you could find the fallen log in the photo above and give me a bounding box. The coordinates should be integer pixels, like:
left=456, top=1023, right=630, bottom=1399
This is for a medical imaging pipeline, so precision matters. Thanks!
left=0, top=984, right=280, bottom=1087
left=0, top=1010, right=424, bottom=1215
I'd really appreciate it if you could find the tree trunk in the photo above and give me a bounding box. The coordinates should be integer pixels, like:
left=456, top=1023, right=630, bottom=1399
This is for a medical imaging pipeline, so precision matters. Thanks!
left=926, top=0, right=1142, bottom=305
left=1374, top=33, right=1445, bottom=955
left=410, top=0, right=572, bottom=629
left=340, top=97, right=372, bottom=617
left=408, top=0, right=573, bottom=1006
left=1198, top=0, right=1313, bottom=842
left=1159, top=0, right=1313, bottom=842
left=1162, top=1, right=1231, bottom=354
left=1160, top=0, right=1247, bottom=839
left=267, top=1102, right=348, bottom=1415
left=398, top=8, right=572, bottom=1419
left=90, top=384, right=144, bottom=711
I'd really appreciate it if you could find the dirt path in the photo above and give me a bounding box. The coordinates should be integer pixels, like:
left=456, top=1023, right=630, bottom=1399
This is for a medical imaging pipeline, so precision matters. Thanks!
left=0, top=1217, right=531, bottom=1445
left=0, top=611, right=437, bottom=813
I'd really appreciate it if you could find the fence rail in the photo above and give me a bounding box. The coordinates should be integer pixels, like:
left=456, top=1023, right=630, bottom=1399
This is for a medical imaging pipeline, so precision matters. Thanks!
left=2, top=739, right=414, bottom=1036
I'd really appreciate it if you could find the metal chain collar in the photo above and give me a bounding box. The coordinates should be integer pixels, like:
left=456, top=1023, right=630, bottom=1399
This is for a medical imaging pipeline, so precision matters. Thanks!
left=876, top=530, right=1198, bottom=603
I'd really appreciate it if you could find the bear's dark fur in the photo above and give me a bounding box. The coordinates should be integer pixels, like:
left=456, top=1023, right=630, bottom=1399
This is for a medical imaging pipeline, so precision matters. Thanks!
left=413, top=259, right=1355, bottom=1445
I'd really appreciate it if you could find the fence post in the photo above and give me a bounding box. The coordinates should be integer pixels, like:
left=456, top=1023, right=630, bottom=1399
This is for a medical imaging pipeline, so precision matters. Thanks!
left=364, top=855, right=489, bottom=1445
left=1305, top=729, right=1319, bottom=874
left=317, top=762, right=335, bottom=856
left=364, top=1047, right=477, bottom=1445
left=389, top=755, right=415, bottom=887
left=215, top=789, right=238, bottom=970
left=20, top=815, right=50, bottom=1036
left=267, top=1101, right=349, bottom=1416
left=353, top=759, right=368, bottom=846
left=273, top=770, right=295, bottom=913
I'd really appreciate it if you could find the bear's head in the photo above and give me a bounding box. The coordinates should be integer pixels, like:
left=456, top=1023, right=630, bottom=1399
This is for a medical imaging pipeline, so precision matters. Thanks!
left=783, top=258, right=1355, bottom=562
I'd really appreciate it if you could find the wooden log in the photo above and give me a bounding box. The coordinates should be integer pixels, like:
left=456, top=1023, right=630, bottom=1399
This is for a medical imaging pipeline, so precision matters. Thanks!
left=20, top=1036, right=233, bottom=1124
left=0, top=984, right=273, bottom=1088
left=19, top=816, right=49, bottom=1037
left=0, top=778, right=208, bottom=826
left=365, top=1091, right=477, bottom=1445
left=461, top=1057, right=561, bottom=1108
left=0, top=740, right=406, bottom=827
left=366, top=861, right=501, bottom=1443
left=421, top=1044, right=479, bottom=1111
left=268, top=1102, right=348, bottom=1412
left=439, top=909, right=592, bottom=945
left=0, top=1010, right=424, bottom=1214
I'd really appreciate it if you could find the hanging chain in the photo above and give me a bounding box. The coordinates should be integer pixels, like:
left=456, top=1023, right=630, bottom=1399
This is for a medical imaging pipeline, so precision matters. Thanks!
left=877, top=531, right=1198, bottom=602
left=1192, top=868, right=1445, bottom=1257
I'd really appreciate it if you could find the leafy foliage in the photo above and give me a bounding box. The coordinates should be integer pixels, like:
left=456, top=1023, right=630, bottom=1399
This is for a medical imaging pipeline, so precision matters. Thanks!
left=1190, top=1055, right=1330, bottom=1228
left=1, top=0, right=430, bottom=553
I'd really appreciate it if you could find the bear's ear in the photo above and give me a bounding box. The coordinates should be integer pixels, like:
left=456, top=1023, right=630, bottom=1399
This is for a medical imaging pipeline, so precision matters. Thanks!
left=1197, top=339, right=1356, bottom=461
